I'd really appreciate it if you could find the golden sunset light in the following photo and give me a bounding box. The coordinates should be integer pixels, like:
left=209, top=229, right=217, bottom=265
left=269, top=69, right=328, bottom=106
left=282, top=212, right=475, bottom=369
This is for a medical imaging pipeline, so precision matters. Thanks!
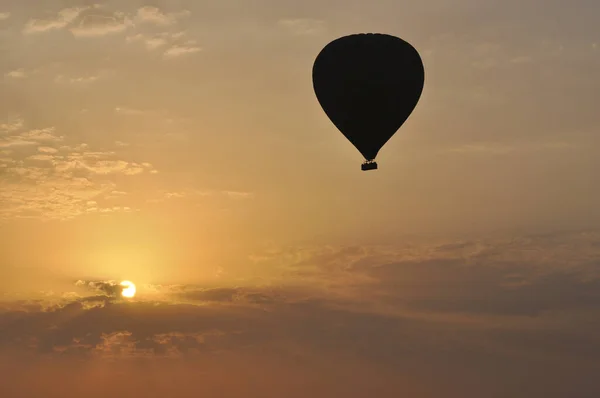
left=1, top=1, right=599, bottom=397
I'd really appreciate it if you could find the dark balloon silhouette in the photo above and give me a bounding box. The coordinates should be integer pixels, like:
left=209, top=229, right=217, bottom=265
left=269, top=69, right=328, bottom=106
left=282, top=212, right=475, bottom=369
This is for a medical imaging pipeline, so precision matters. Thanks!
left=312, top=33, right=425, bottom=171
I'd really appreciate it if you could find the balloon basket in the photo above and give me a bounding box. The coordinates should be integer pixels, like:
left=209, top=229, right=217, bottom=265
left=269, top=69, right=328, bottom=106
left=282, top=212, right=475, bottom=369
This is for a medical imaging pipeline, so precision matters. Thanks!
left=361, top=160, right=378, bottom=171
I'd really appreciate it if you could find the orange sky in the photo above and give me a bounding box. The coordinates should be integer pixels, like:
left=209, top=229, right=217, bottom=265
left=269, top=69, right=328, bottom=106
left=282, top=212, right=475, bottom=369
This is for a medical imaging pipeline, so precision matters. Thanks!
left=1, top=1, right=600, bottom=397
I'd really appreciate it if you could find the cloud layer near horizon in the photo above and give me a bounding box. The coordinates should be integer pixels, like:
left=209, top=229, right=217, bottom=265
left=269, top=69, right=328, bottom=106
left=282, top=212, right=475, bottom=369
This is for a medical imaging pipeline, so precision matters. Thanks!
left=2, top=231, right=600, bottom=397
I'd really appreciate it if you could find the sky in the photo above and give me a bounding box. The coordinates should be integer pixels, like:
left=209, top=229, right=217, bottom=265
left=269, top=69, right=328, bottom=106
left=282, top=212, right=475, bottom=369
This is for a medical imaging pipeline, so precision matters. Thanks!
left=1, top=1, right=600, bottom=397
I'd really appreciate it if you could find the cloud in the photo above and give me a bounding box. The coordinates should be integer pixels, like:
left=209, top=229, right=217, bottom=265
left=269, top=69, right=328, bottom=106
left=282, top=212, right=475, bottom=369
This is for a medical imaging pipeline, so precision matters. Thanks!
left=22, top=6, right=190, bottom=38
left=4, top=69, right=26, bottom=79
left=69, top=12, right=133, bottom=37
left=134, top=6, right=191, bottom=26
left=43, top=149, right=156, bottom=176
left=28, top=154, right=55, bottom=161
left=22, top=5, right=197, bottom=57
left=0, top=117, right=24, bottom=132
left=0, top=122, right=156, bottom=220
left=147, top=189, right=254, bottom=204
left=126, top=33, right=168, bottom=50
left=54, top=74, right=101, bottom=85
left=225, top=191, right=254, bottom=199
left=127, top=31, right=196, bottom=57
left=0, top=12, right=10, bottom=21
left=104, top=190, right=128, bottom=200
left=167, top=286, right=279, bottom=305
left=38, top=147, right=58, bottom=154
left=75, top=280, right=126, bottom=298
left=1, top=231, right=600, bottom=395
left=0, top=127, right=63, bottom=148
left=278, top=18, right=326, bottom=36
left=163, top=41, right=202, bottom=58
left=114, top=106, right=145, bottom=115
left=164, top=192, right=186, bottom=199
left=145, top=37, right=169, bottom=49
left=23, top=7, right=87, bottom=34
left=20, top=128, right=64, bottom=145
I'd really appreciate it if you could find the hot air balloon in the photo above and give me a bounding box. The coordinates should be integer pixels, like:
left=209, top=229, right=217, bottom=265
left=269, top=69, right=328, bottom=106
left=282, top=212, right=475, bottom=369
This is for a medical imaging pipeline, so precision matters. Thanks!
left=312, top=33, right=425, bottom=171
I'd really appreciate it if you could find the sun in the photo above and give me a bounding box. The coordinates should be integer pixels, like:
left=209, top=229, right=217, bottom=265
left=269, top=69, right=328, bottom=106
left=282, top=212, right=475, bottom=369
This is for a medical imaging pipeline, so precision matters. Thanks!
left=120, top=280, right=136, bottom=298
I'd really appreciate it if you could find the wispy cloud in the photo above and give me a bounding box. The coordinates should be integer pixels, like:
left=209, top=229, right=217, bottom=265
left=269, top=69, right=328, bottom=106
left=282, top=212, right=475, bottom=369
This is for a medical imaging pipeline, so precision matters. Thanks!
left=4, top=69, right=26, bottom=79
left=127, top=31, right=197, bottom=58
left=69, top=12, right=133, bottom=37
left=104, top=190, right=128, bottom=200
left=225, top=191, right=255, bottom=199
left=0, top=12, right=10, bottom=21
left=148, top=189, right=254, bottom=204
left=0, top=122, right=156, bottom=221
left=23, top=7, right=87, bottom=34
left=37, top=146, right=58, bottom=154
left=53, top=69, right=115, bottom=86
left=126, top=33, right=168, bottom=50
left=134, top=6, right=191, bottom=26
left=54, top=74, right=100, bottom=85
left=0, top=117, right=25, bottom=132
left=0, top=127, right=64, bottom=148
left=114, top=106, right=145, bottom=115
left=163, top=41, right=202, bottom=58
left=22, top=6, right=190, bottom=39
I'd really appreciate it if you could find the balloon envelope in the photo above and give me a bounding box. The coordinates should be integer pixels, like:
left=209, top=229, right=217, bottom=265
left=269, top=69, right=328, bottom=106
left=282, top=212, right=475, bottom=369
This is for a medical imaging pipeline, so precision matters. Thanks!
left=312, top=33, right=425, bottom=163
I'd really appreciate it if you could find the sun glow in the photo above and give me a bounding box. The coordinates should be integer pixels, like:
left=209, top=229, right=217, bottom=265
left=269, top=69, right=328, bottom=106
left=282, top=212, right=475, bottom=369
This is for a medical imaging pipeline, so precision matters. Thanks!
left=120, top=280, right=136, bottom=298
